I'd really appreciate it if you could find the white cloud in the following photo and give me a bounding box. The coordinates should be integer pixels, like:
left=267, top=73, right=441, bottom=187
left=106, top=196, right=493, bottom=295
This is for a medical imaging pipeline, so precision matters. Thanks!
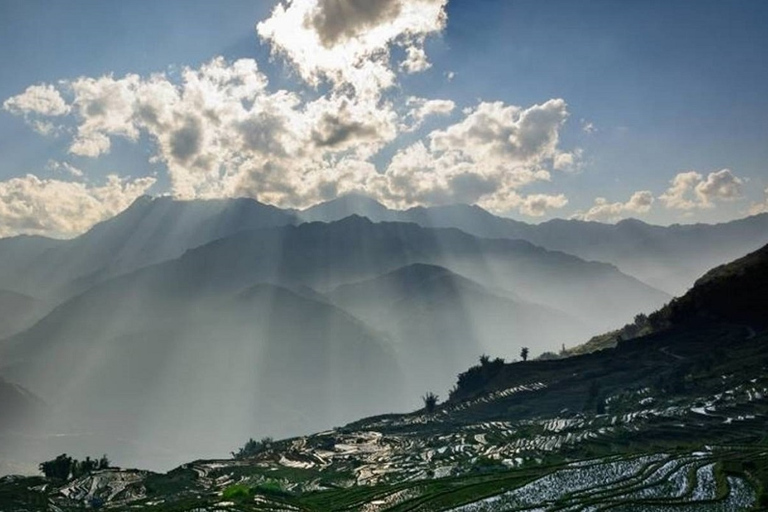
left=518, top=194, right=569, bottom=217
left=660, top=169, right=744, bottom=210
left=749, top=187, right=768, bottom=215
left=256, top=0, right=446, bottom=95
left=553, top=148, right=583, bottom=172
left=401, top=44, right=431, bottom=73
left=47, top=160, right=84, bottom=178
left=573, top=190, right=654, bottom=222
left=0, top=174, right=156, bottom=238
left=376, top=99, right=573, bottom=214
left=3, top=84, right=70, bottom=116
left=695, top=168, right=744, bottom=204
left=429, top=99, right=569, bottom=165
left=580, top=119, right=596, bottom=134
left=2, top=5, right=584, bottom=218
left=68, top=74, right=142, bottom=156
left=403, top=97, right=455, bottom=130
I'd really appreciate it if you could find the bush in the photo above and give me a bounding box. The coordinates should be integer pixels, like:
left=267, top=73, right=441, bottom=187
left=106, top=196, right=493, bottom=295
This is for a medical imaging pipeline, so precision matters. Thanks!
left=222, top=483, right=250, bottom=500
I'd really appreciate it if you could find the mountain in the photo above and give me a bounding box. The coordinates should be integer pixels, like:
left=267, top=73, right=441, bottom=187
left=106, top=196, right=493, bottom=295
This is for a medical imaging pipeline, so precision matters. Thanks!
left=329, top=264, right=587, bottom=394
left=300, top=193, right=394, bottom=223
left=0, top=278, right=402, bottom=472
left=1, top=194, right=760, bottom=305
left=566, top=241, right=768, bottom=356
left=140, top=216, right=668, bottom=334
left=0, top=215, right=665, bottom=471
left=300, top=195, right=768, bottom=295
left=657, top=242, right=768, bottom=329
left=0, top=196, right=298, bottom=301
left=0, top=235, right=64, bottom=299
left=0, top=377, right=44, bottom=432
left=4, top=244, right=767, bottom=510
left=0, top=290, right=42, bottom=339
left=0, top=378, right=46, bottom=476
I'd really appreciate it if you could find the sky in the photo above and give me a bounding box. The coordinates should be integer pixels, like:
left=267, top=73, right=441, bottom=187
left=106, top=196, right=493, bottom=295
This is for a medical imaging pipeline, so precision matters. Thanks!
left=1, top=0, right=767, bottom=237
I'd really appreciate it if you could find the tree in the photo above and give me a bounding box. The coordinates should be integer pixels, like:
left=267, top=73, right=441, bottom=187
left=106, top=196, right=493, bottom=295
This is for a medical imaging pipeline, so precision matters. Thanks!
left=231, top=436, right=275, bottom=459
left=39, top=454, right=73, bottom=480
left=40, top=454, right=110, bottom=480
left=422, top=391, right=439, bottom=413
left=520, top=347, right=529, bottom=362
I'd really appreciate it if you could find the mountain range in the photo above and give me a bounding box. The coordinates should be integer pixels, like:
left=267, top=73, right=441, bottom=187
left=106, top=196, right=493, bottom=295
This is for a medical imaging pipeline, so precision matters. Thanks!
left=0, top=194, right=766, bottom=474
left=3, top=233, right=767, bottom=510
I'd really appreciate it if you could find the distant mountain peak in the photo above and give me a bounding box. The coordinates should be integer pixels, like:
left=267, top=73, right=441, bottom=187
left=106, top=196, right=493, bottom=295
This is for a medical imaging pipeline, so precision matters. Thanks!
left=325, top=214, right=376, bottom=226
left=310, top=193, right=387, bottom=210
left=616, top=217, right=649, bottom=227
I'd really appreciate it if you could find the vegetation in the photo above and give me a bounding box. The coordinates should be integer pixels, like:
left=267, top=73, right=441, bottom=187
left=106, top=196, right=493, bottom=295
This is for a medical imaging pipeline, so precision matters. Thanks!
left=449, top=355, right=505, bottom=401
left=38, top=453, right=110, bottom=480
left=231, top=436, right=274, bottom=459
left=422, top=391, right=439, bottom=413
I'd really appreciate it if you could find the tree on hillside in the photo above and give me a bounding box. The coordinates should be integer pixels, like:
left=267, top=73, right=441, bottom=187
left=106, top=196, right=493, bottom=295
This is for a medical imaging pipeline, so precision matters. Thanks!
left=422, top=391, right=439, bottom=413
left=39, top=453, right=110, bottom=480
left=450, top=357, right=505, bottom=401
left=520, top=347, right=529, bottom=362
left=39, top=454, right=73, bottom=480
left=232, top=436, right=274, bottom=459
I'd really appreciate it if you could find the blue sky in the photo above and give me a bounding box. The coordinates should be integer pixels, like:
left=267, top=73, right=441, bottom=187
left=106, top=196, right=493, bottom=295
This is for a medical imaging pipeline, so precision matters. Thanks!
left=1, top=0, right=767, bottom=236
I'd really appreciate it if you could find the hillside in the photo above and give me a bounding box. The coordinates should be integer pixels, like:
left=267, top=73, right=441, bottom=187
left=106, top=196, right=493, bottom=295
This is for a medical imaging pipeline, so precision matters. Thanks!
left=565, top=241, right=768, bottom=356
left=0, top=281, right=403, bottom=472
left=2, top=245, right=767, bottom=510
left=0, top=290, right=42, bottom=339
left=0, top=196, right=298, bottom=301
left=329, top=264, right=587, bottom=394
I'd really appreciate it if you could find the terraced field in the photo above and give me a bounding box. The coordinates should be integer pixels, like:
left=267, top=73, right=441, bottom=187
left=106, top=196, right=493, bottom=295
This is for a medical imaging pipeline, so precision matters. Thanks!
left=3, top=324, right=767, bottom=511
left=2, top=448, right=763, bottom=511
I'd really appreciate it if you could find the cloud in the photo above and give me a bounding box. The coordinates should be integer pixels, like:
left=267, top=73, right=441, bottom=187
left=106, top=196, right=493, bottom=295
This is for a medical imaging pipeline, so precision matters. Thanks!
left=256, top=0, right=446, bottom=94
left=376, top=99, right=573, bottom=214
left=0, top=174, right=155, bottom=238
left=695, top=168, right=744, bottom=203
left=3, top=84, right=70, bottom=116
left=68, top=74, right=142, bottom=156
left=580, top=119, right=596, bottom=134
left=2, top=3, right=583, bottom=219
left=429, top=99, right=569, bottom=164
left=2, top=57, right=398, bottom=206
left=401, top=44, right=431, bottom=73
left=519, top=194, right=569, bottom=217
left=573, top=190, right=654, bottom=222
left=749, top=187, right=768, bottom=215
left=47, top=160, right=84, bottom=178
left=553, top=148, right=583, bottom=172
left=404, top=97, right=455, bottom=130
left=4, top=57, right=579, bottom=215
left=660, top=169, right=744, bottom=210
left=310, top=0, right=403, bottom=47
